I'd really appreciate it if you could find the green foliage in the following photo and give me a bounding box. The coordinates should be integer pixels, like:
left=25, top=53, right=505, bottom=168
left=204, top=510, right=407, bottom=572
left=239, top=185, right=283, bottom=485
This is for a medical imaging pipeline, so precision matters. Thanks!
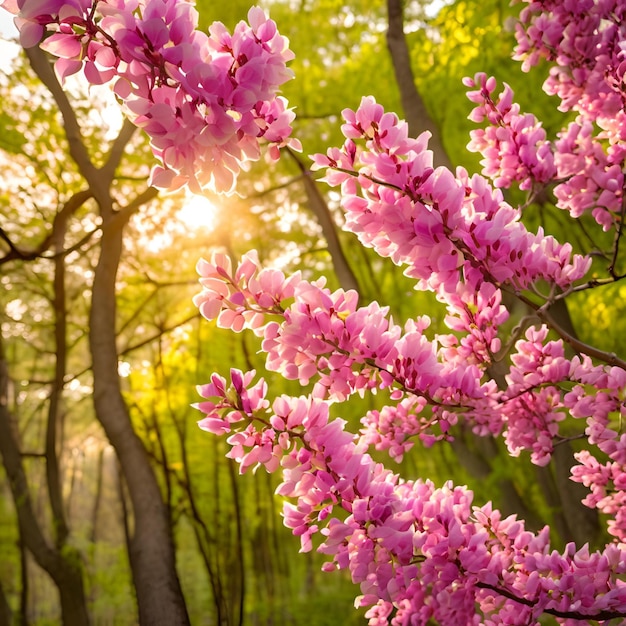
left=0, top=109, right=24, bottom=154
left=570, top=282, right=626, bottom=357
left=87, top=544, right=134, bottom=621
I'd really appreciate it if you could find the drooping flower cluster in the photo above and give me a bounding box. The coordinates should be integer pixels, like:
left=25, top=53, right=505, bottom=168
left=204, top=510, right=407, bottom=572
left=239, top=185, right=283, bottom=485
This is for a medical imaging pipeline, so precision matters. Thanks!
left=465, top=0, right=626, bottom=229
left=187, top=0, right=626, bottom=615
left=194, top=366, right=626, bottom=625
left=4, top=0, right=299, bottom=192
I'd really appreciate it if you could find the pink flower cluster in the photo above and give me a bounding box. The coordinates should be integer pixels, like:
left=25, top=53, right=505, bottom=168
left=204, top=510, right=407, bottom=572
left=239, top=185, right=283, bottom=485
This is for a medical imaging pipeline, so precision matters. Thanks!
left=311, top=96, right=590, bottom=299
left=193, top=250, right=301, bottom=332
left=498, top=327, right=569, bottom=466
left=194, top=367, right=626, bottom=624
left=566, top=357, right=626, bottom=543
left=194, top=250, right=493, bottom=414
left=186, top=1, right=626, bottom=612
left=441, top=281, right=508, bottom=366
left=572, top=450, right=626, bottom=543
left=5, top=0, right=299, bottom=192
left=464, top=73, right=556, bottom=191
left=514, top=0, right=626, bottom=131
left=466, top=0, right=626, bottom=228
left=359, top=395, right=441, bottom=462
left=459, top=326, right=626, bottom=477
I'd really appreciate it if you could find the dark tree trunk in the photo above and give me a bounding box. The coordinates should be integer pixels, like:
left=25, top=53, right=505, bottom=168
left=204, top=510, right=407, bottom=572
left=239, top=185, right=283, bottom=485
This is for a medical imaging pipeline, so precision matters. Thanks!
left=0, top=581, right=12, bottom=626
left=0, top=345, right=91, bottom=626
left=89, top=220, right=190, bottom=626
left=18, top=540, right=28, bottom=626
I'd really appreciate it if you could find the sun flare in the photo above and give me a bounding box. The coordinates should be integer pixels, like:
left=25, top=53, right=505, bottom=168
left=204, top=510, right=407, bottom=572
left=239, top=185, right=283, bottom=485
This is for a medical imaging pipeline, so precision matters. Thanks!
left=177, top=194, right=219, bottom=231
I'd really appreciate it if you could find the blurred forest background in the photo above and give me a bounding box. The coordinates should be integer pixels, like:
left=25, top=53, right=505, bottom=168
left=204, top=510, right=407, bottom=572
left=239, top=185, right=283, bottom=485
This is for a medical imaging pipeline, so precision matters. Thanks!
left=0, top=0, right=618, bottom=624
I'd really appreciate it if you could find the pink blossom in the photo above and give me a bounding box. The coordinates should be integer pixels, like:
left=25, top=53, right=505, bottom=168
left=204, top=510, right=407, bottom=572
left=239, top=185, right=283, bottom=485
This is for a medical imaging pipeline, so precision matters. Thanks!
left=511, top=0, right=626, bottom=230
left=313, top=97, right=591, bottom=299
left=11, top=0, right=626, bottom=620
left=206, top=177, right=617, bottom=619
left=9, top=0, right=299, bottom=193
left=464, top=73, right=556, bottom=191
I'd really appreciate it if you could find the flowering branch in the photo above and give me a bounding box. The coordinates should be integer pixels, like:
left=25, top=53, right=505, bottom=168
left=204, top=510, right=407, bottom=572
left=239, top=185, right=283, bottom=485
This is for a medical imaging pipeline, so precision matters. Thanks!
left=193, top=367, right=626, bottom=624
left=5, top=0, right=301, bottom=193
left=475, top=582, right=626, bottom=622
left=186, top=1, right=626, bottom=615
left=9, top=0, right=626, bottom=622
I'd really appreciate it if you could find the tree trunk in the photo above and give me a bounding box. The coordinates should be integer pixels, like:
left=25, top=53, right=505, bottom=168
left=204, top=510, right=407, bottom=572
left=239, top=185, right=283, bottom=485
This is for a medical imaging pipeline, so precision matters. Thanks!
left=89, top=219, right=190, bottom=626
left=386, top=0, right=452, bottom=169
left=0, top=345, right=91, bottom=626
left=0, top=581, right=12, bottom=626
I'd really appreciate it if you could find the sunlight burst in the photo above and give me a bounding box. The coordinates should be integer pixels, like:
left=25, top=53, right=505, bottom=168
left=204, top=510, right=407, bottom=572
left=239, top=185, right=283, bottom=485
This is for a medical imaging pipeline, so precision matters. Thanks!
left=177, top=194, right=219, bottom=231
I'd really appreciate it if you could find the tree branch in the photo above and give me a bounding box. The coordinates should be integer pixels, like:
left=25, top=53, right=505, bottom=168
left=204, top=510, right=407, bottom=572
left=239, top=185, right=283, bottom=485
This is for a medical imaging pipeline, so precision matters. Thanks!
left=45, top=199, right=70, bottom=548
left=476, top=582, right=626, bottom=621
left=510, top=289, right=626, bottom=370
left=0, top=189, right=92, bottom=265
left=286, top=148, right=360, bottom=292
left=119, top=312, right=201, bottom=356
left=25, top=47, right=109, bottom=208
left=101, top=119, right=136, bottom=180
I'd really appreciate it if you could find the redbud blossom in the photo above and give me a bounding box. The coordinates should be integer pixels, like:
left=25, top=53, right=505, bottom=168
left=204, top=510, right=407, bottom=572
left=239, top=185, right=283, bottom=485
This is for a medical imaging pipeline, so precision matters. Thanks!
left=6, top=0, right=300, bottom=192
